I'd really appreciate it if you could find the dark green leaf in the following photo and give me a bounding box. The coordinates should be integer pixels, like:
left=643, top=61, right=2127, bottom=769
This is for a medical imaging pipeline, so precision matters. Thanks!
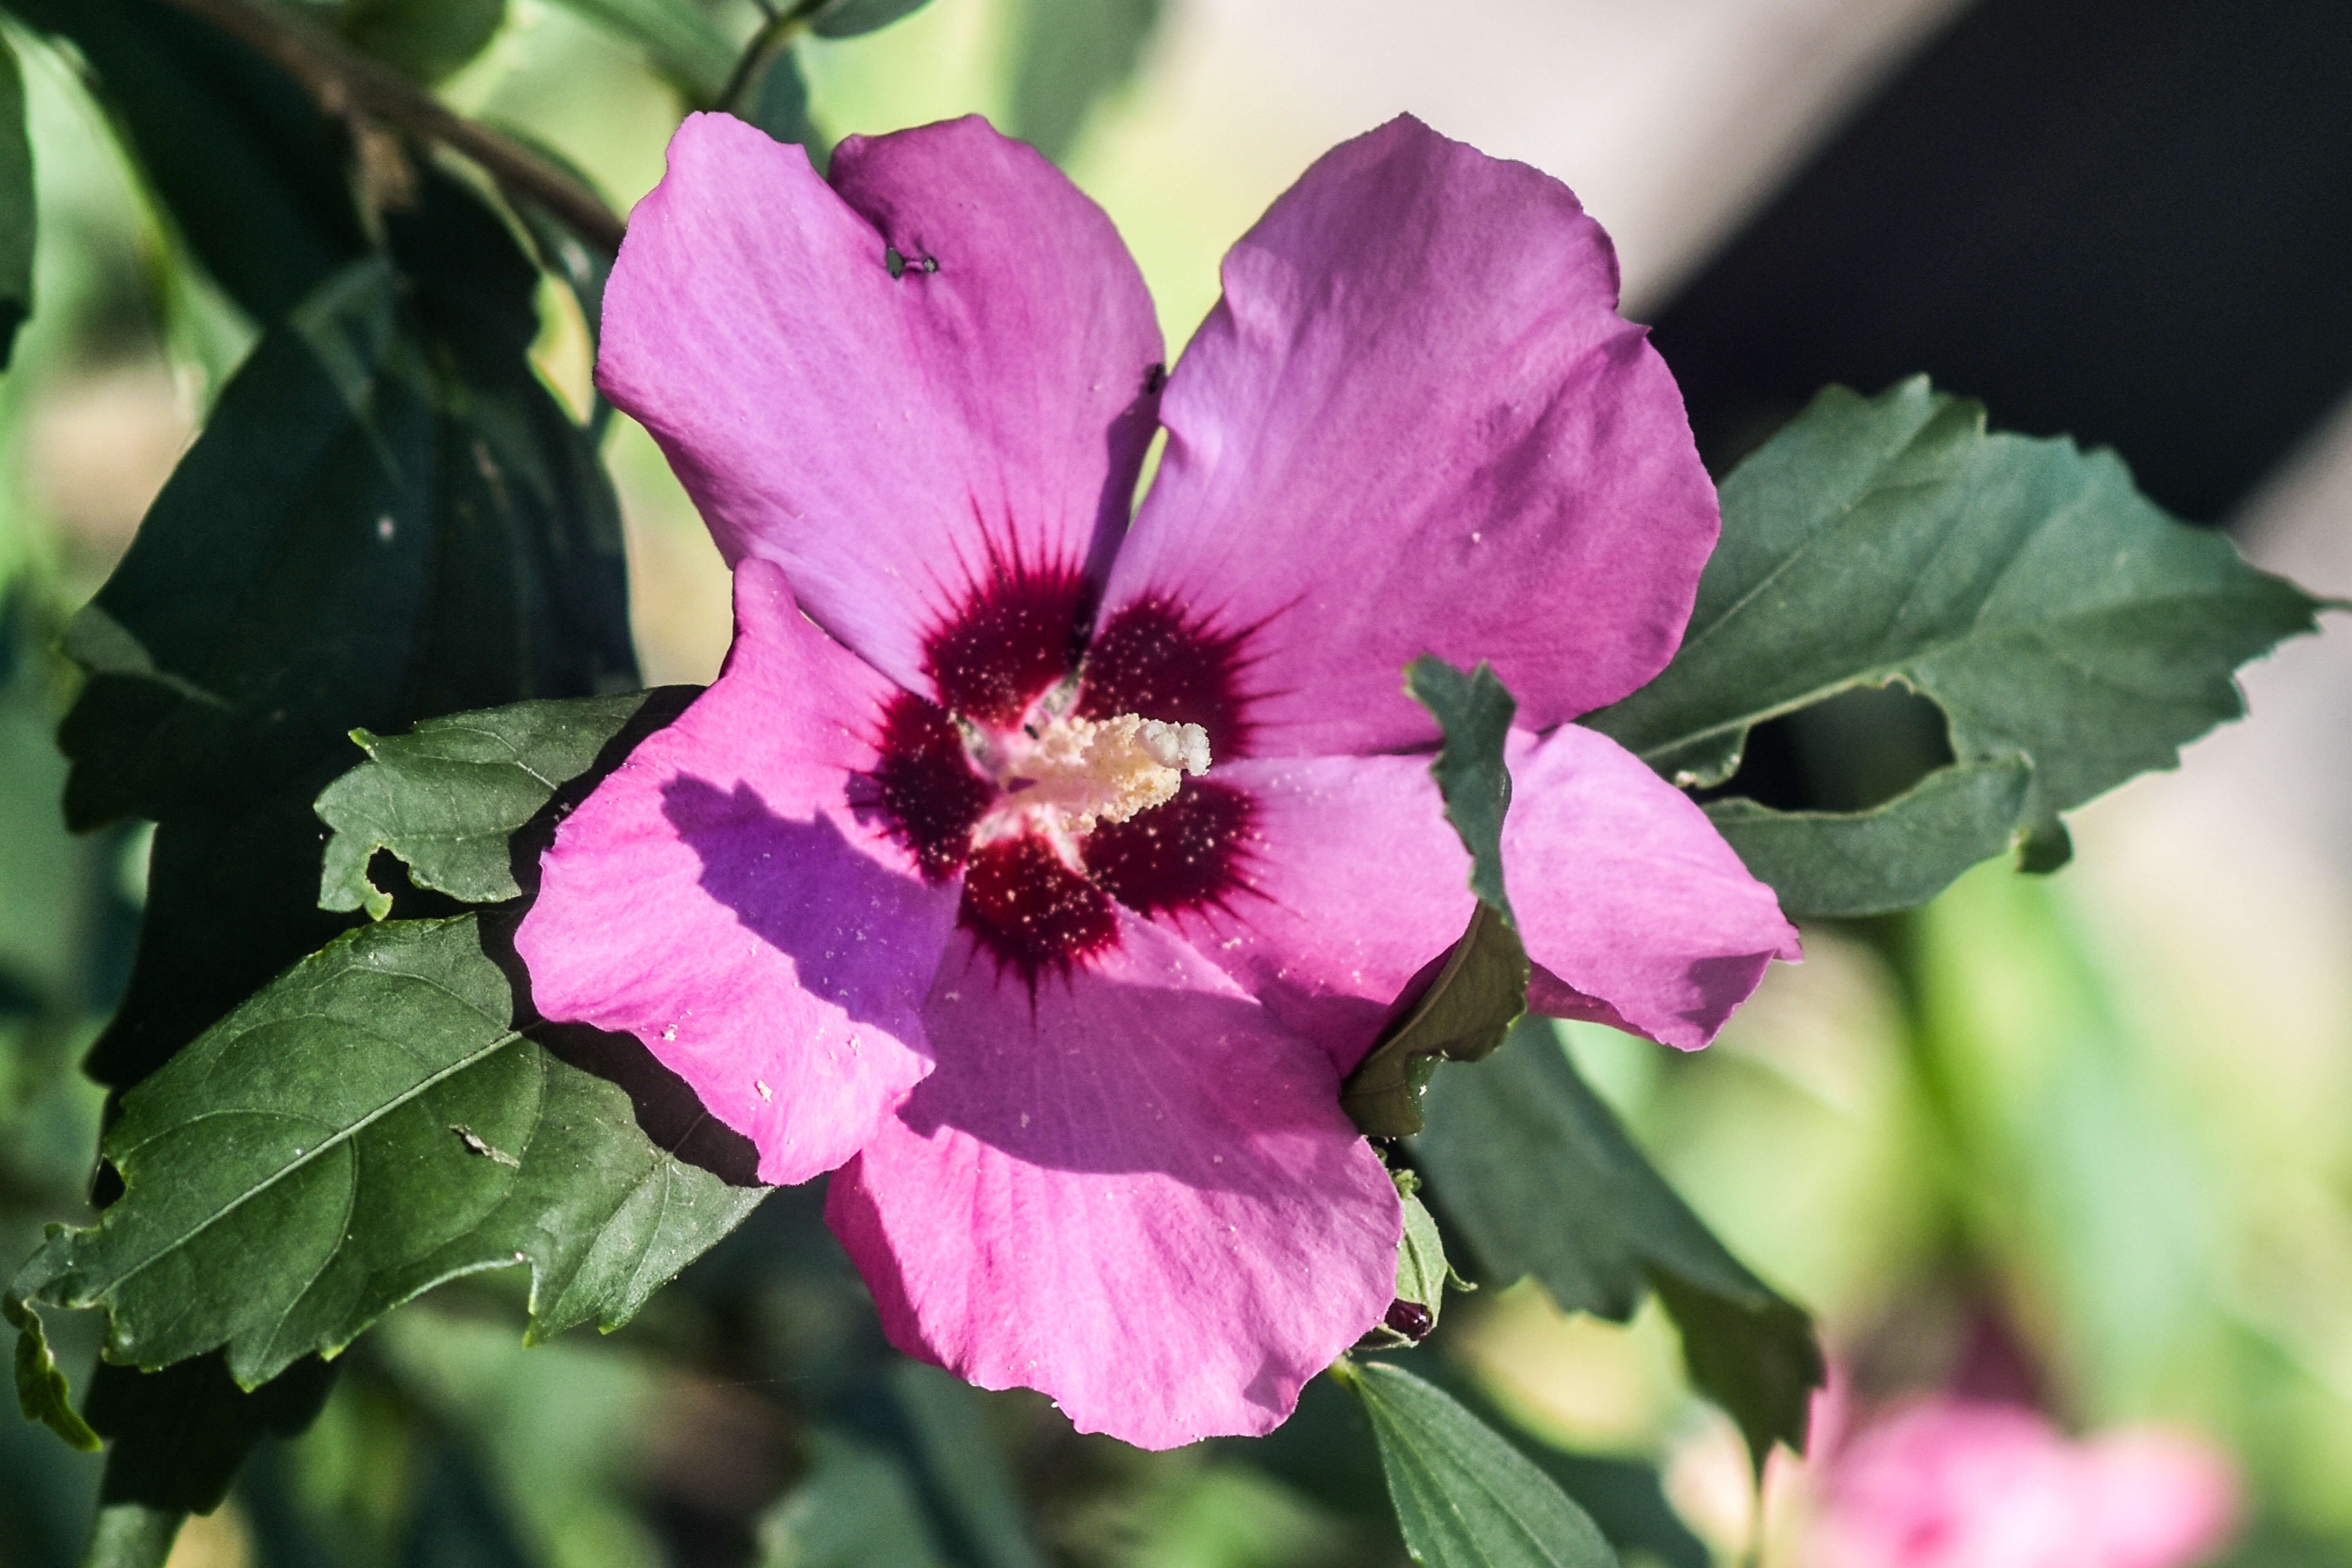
left=1341, top=659, right=1528, bottom=1137
left=15, top=915, right=767, bottom=1388
left=1702, top=756, right=2032, bottom=918
left=1587, top=379, right=2325, bottom=899
left=8, top=0, right=369, bottom=324
left=1414, top=1018, right=1822, bottom=1469
left=83, top=1351, right=336, bottom=1513
left=1005, top=0, right=1160, bottom=163
left=541, top=0, right=740, bottom=101
left=1335, top=1360, right=1617, bottom=1568
left=46, top=170, right=635, bottom=1509
left=0, top=31, right=32, bottom=369
left=1408, top=657, right=1517, bottom=919
left=808, top=0, right=935, bottom=40
left=7, top=1294, right=101, bottom=1451
left=339, top=0, right=508, bottom=84
left=318, top=688, right=699, bottom=919
left=747, top=44, right=822, bottom=159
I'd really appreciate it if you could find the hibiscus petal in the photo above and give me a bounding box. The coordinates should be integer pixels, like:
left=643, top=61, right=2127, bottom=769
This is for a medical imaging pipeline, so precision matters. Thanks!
left=1100, top=114, right=1718, bottom=757
left=516, top=559, right=960, bottom=1186
left=825, top=915, right=1400, bottom=1448
left=599, top=113, right=1163, bottom=703
left=1150, top=755, right=1474, bottom=1076
left=1506, top=725, right=1800, bottom=1049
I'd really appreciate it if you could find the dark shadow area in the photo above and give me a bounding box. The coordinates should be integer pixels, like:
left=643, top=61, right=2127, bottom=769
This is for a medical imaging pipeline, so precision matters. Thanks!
left=1697, top=683, right=1956, bottom=815
left=1654, top=0, right=2352, bottom=525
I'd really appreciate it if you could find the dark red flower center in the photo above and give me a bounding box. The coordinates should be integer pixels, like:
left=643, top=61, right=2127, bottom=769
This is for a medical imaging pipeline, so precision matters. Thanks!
left=866, top=558, right=1257, bottom=987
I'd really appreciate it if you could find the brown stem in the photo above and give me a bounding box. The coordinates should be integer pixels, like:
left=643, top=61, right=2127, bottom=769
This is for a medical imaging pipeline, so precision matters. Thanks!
left=156, top=0, right=627, bottom=252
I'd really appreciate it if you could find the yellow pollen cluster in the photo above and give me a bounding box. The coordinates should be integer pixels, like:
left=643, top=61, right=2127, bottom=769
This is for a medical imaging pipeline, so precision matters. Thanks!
left=1007, top=713, right=1211, bottom=834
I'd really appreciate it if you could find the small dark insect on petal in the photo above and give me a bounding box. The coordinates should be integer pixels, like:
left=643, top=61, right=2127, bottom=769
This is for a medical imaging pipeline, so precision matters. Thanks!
left=920, top=254, right=939, bottom=273
left=1143, top=361, right=1167, bottom=395
left=1383, top=1299, right=1435, bottom=1341
left=885, top=246, right=907, bottom=279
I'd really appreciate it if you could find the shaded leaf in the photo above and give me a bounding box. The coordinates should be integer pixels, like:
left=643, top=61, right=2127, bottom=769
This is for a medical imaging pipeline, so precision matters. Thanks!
left=1588, top=379, right=2325, bottom=894
left=747, top=44, right=822, bottom=160
left=1005, top=0, right=1160, bottom=164
left=339, top=0, right=508, bottom=85
left=541, top=0, right=740, bottom=101
left=1359, top=1171, right=1466, bottom=1349
left=318, top=688, right=699, bottom=919
left=15, top=915, right=767, bottom=1389
left=1702, top=755, right=2031, bottom=918
left=0, top=32, right=31, bottom=369
left=759, top=1431, right=950, bottom=1568
left=6, top=1294, right=100, bottom=1451
left=8, top=0, right=369, bottom=323
left=80, top=1502, right=182, bottom=1568
left=1342, top=659, right=1528, bottom=1137
left=43, top=168, right=635, bottom=1510
left=1335, top=1360, right=1617, bottom=1568
left=1414, top=1017, right=1822, bottom=1469
left=808, top=0, right=935, bottom=40
left=880, top=1361, right=1047, bottom=1568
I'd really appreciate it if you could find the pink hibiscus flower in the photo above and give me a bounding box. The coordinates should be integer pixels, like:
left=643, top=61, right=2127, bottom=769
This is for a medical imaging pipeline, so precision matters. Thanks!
left=1812, top=1397, right=2240, bottom=1568
left=515, top=111, right=1798, bottom=1448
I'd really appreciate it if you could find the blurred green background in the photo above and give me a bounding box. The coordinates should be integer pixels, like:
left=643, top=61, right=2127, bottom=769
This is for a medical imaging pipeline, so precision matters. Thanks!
left=5, top=1, right=2350, bottom=1564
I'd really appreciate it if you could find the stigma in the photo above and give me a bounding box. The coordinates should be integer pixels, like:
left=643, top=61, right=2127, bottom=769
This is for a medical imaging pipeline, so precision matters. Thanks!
left=997, top=713, right=1210, bottom=836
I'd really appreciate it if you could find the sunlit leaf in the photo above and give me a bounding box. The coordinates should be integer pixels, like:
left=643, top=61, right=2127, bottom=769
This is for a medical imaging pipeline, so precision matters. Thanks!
left=318, top=688, right=699, bottom=919
left=1414, top=1018, right=1822, bottom=1469
left=14, top=915, right=767, bottom=1389
left=1588, top=379, right=2325, bottom=907
left=0, top=32, right=32, bottom=369
left=79, top=1502, right=183, bottom=1568
left=1006, top=0, right=1161, bottom=163
left=1336, top=1360, right=1617, bottom=1568
left=1359, top=1171, right=1466, bottom=1349
left=1341, top=659, right=1529, bottom=1137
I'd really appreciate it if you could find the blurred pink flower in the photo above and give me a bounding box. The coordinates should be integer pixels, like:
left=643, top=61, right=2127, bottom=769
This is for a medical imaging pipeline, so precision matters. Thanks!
left=1813, top=1397, right=2239, bottom=1568
left=516, top=111, right=1797, bottom=1446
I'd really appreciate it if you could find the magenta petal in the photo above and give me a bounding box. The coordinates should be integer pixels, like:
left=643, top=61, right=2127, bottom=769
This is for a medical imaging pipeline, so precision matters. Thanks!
left=1506, top=725, right=1799, bottom=1050
left=515, top=559, right=961, bottom=1186
left=1172, top=755, right=1473, bottom=1075
left=1101, top=115, right=1719, bottom=757
left=825, top=915, right=1400, bottom=1448
left=599, top=113, right=1163, bottom=700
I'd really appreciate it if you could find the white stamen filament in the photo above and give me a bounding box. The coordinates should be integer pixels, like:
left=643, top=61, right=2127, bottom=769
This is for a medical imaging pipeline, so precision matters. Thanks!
left=1001, top=713, right=1210, bottom=835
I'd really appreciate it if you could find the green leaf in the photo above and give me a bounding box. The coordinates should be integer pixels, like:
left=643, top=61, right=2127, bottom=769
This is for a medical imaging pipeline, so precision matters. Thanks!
left=0, top=31, right=32, bottom=370
left=1334, top=1360, right=1617, bottom=1568
left=541, top=0, right=741, bottom=101
left=15, top=915, right=767, bottom=1389
left=1414, top=1018, right=1822, bottom=1470
left=7, top=1294, right=101, bottom=1450
left=759, top=1431, right=951, bottom=1568
left=1702, top=756, right=2032, bottom=918
left=44, top=168, right=635, bottom=1516
left=1586, top=379, right=2326, bottom=906
left=339, top=0, right=508, bottom=85
left=807, top=0, right=936, bottom=40
left=1359, top=1170, right=1469, bottom=1348
left=80, top=1502, right=183, bottom=1568
left=1005, top=0, right=1161, bottom=163
left=1341, top=659, right=1529, bottom=1137
left=318, top=688, right=699, bottom=919
left=881, top=1361, right=1048, bottom=1568
left=747, top=45, right=823, bottom=159
left=8, top=0, right=370, bottom=324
